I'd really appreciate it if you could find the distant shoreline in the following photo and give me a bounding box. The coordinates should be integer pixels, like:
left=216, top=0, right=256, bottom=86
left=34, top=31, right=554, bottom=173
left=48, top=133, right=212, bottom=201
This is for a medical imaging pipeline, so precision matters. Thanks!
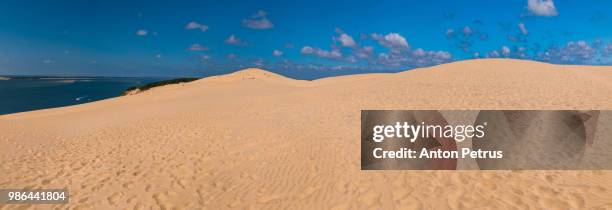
left=0, top=76, right=10, bottom=80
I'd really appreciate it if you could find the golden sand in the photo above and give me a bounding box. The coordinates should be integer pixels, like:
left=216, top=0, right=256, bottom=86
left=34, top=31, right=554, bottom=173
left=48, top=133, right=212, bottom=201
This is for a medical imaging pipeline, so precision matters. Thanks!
left=1, top=59, right=612, bottom=209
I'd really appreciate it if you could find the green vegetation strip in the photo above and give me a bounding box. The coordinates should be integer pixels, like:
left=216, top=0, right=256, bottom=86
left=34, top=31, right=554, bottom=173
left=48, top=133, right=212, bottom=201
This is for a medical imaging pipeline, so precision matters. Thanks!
left=123, top=78, right=199, bottom=95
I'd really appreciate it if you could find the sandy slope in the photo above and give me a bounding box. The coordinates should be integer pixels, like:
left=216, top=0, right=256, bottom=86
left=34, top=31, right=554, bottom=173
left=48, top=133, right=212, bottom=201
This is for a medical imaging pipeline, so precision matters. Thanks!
left=1, top=59, right=612, bottom=209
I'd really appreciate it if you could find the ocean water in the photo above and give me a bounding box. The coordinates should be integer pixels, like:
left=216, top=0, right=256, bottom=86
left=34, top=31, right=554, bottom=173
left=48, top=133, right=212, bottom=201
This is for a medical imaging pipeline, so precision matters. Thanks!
left=0, top=77, right=167, bottom=115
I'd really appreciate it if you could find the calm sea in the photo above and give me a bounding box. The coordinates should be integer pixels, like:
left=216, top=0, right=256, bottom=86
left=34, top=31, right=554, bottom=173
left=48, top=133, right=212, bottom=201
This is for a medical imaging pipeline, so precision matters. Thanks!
left=0, top=77, right=167, bottom=115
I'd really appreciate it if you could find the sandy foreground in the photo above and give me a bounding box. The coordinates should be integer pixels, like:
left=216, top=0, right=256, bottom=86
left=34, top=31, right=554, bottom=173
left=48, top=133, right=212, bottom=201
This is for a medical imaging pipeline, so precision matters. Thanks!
left=1, top=59, right=612, bottom=209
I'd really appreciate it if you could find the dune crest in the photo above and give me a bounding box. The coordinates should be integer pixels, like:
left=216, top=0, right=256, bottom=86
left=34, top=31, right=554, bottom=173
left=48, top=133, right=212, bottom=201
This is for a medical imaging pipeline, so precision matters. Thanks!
left=205, top=68, right=297, bottom=82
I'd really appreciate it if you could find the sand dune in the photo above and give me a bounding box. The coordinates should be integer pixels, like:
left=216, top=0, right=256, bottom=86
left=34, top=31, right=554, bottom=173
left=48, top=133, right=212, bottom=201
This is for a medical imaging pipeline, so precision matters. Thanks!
left=2, top=59, right=612, bottom=209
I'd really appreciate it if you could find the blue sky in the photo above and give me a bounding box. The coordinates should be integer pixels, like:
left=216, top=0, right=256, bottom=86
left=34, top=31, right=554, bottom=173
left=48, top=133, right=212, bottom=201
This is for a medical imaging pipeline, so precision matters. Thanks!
left=0, top=0, right=611, bottom=79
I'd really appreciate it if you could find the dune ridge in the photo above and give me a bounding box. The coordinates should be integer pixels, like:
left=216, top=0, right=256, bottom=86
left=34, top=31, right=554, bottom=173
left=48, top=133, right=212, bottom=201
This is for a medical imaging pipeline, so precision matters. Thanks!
left=2, top=59, right=612, bottom=209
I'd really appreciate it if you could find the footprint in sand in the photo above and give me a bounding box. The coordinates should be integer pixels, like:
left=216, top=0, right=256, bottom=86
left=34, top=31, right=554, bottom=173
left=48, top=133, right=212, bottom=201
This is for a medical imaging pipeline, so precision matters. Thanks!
left=107, top=192, right=122, bottom=205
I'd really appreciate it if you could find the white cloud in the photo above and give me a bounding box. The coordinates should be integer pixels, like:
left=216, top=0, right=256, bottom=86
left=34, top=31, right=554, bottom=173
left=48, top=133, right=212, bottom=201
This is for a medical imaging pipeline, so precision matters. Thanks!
left=273, top=49, right=283, bottom=56
left=376, top=53, right=401, bottom=66
left=297, top=30, right=452, bottom=68
left=518, top=23, right=528, bottom=35
left=225, top=35, right=244, bottom=46
left=136, top=29, right=148, bottom=36
left=355, top=46, right=374, bottom=58
left=371, top=33, right=409, bottom=51
left=502, top=46, right=511, bottom=57
left=185, top=21, right=208, bottom=32
left=301, top=46, right=315, bottom=54
left=242, top=10, right=274, bottom=29
left=476, top=40, right=612, bottom=63
left=445, top=28, right=455, bottom=38
left=488, top=50, right=500, bottom=58
left=527, top=0, right=558, bottom=16
left=516, top=47, right=528, bottom=58
left=336, top=33, right=356, bottom=47
left=412, top=50, right=451, bottom=66
left=412, top=48, right=426, bottom=57
left=322, top=50, right=342, bottom=59
left=188, top=44, right=209, bottom=51
left=374, top=48, right=451, bottom=67
left=537, top=40, right=597, bottom=63
left=300, top=46, right=342, bottom=59
left=604, top=43, right=612, bottom=56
